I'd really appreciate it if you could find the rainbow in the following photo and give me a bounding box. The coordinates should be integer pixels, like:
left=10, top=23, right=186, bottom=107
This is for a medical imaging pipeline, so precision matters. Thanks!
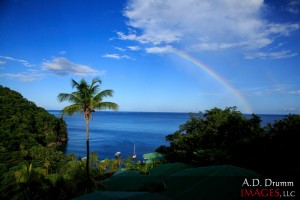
left=174, top=49, right=253, bottom=114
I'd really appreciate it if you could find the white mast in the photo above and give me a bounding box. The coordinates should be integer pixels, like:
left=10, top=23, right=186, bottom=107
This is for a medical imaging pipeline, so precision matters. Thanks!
left=132, top=144, right=136, bottom=160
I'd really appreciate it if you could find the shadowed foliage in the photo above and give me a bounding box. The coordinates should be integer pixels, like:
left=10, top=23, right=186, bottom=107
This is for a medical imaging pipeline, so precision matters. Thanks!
left=156, top=107, right=299, bottom=176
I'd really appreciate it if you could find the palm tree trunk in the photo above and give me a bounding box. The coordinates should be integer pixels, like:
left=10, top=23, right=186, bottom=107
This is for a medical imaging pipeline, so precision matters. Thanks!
left=85, top=118, right=90, bottom=192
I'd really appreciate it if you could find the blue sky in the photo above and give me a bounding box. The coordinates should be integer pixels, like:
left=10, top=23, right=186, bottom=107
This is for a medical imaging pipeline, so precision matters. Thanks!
left=0, top=0, right=300, bottom=114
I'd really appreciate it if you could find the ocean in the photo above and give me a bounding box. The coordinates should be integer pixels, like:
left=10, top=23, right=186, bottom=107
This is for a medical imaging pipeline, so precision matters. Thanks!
left=48, top=111, right=286, bottom=161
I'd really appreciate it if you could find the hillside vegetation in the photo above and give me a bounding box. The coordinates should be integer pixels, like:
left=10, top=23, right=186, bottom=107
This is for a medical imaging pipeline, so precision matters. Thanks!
left=0, top=86, right=68, bottom=199
left=0, top=86, right=68, bottom=149
left=0, top=86, right=157, bottom=199
left=156, top=107, right=300, bottom=176
left=1, top=86, right=299, bottom=199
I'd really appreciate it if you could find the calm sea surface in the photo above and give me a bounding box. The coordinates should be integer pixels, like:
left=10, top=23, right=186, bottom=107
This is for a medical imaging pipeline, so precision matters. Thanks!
left=48, top=111, right=286, bottom=161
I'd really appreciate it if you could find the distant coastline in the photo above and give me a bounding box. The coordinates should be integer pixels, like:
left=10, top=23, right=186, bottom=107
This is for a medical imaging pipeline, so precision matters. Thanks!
left=48, top=109, right=287, bottom=125
left=48, top=109, right=291, bottom=115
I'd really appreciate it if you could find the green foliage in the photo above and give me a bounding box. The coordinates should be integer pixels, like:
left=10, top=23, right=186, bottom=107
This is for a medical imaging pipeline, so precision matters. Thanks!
left=2, top=84, right=298, bottom=198
left=261, top=114, right=300, bottom=175
left=157, top=107, right=299, bottom=176
left=0, top=86, right=70, bottom=199
left=121, top=156, right=163, bottom=174
left=0, top=85, right=68, bottom=152
left=159, top=107, right=263, bottom=164
left=0, top=85, right=120, bottom=199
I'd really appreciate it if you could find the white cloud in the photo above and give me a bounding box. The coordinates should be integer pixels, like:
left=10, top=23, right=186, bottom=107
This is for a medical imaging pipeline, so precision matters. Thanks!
left=288, top=90, right=300, bottom=95
left=287, top=0, right=300, bottom=14
left=102, top=54, right=132, bottom=59
left=0, top=70, right=44, bottom=82
left=193, top=41, right=246, bottom=51
left=259, top=87, right=300, bottom=95
left=119, top=0, right=299, bottom=56
left=59, top=50, right=66, bottom=55
left=0, top=73, right=36, bottom=82
left=114, top=47, right=126, bottom=51
left=245, top=50, right=298, bottom=59
left=115, top=31, right=167, bottom=44
left=246, top=84, right=300, bottom=96
left=284, top=107, right=300, bottom=113
left=265, top=23, right=300, bottom=37
left=0, top=61, right=6, bottom=65
left=0, top=56, right=15, bottom=61
left=145, top=45, right=175, bottom=54
left=0, top=56, right=34, bottom=67
left=127, top=46, right=141, bottom=51
left=114, top=46, right=141, bottom=51
left=42, top=57, right=104, bottom=76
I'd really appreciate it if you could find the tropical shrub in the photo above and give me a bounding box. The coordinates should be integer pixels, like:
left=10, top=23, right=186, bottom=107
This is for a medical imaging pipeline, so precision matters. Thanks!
left=157, top=107, right=299, bottom=176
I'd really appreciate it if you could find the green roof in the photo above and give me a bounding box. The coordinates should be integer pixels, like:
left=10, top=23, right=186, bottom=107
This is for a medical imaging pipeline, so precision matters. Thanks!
left=163, top=165, right=261, bottom=200
left=74, top=164, right=261, bottom=200
left=143, top=152, right=166, bottom=163
left=72, top=191, right=173, bottom=200
left=149, top=162, right=192, bottom=176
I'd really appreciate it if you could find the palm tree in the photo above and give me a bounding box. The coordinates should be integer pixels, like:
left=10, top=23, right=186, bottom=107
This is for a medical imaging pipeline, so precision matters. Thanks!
left=57, top=78, right=118, bottom=191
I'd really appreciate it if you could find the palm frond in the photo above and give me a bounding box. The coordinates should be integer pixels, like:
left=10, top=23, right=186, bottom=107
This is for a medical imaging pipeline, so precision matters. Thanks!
left=59, top=78, right=118, bottom=116
left=89, top=78, right=102, bottom=95
left=79, top=78, right=88, bottom=88
left=93, top=102, right=119, bottom=111
left=71, top=79, right=79, bottom=89
left=90, top=85, right=100, bottom=96
left=57, top=93, right=72, bottom=102
left=57, top=92, right=81, bottom=104
left=73, top=78, right=88, bottom=94
left=91, top=78, right=102, bottom=88
left=93, top=90, right=113, bottom=102
left=61, top=104, right=82, bottom=116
